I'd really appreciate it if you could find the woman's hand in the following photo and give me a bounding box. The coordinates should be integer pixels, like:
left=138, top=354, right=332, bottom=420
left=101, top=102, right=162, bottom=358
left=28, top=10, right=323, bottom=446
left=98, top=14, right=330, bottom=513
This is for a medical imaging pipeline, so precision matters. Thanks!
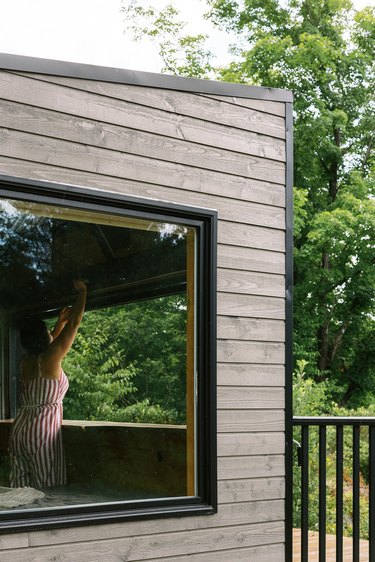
left=58, top=306, right=71, bottom=323
left=73, top=279, right=87, bottom=293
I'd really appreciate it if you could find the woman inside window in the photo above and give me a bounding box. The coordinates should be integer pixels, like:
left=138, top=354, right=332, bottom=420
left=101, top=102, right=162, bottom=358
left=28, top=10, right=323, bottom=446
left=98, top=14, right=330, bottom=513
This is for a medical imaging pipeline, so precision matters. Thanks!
left=9, top=280, right=87, bottom=489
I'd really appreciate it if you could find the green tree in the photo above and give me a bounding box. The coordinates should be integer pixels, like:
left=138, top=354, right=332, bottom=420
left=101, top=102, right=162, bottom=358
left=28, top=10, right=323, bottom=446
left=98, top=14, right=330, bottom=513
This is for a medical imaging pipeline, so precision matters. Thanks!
left=110, top=296, right=187, bottom=419
left=122, top=2, right=214, bottom=77
left=62, top=295, right=187, bottom=424
left=122, top=0, right=375, bottom=407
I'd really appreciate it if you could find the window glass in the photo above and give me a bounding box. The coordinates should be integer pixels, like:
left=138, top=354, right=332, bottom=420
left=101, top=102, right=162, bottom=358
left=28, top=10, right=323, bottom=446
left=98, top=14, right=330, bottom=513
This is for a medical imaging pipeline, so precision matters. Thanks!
left=0, top=198, right=197, bottom=510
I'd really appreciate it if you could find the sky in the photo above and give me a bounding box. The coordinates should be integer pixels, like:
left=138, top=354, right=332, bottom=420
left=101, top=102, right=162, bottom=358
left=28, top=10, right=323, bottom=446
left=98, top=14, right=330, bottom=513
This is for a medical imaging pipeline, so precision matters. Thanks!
left=0, top=0, right=230, bottom=72
left=0, top=0, right=373, bottom=73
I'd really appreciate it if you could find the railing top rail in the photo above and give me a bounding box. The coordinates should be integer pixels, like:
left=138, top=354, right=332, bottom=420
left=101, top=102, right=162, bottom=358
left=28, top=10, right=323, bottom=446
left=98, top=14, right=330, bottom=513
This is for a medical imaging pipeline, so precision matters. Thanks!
left=293, top=416, right=375, bottom=426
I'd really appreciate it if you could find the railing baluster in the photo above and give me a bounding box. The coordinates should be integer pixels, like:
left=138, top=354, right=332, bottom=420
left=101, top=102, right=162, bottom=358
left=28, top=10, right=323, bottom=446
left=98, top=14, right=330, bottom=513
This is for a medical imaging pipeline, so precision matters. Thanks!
left=370, top=425, right=375, bottom=562
left=352, top=425, right=360, bottom=562
left=293, top=417, right=375, bottom=561
left=301, top=425, right=309, bottom=562
left=336, top=425, right=343, bottom=562
left=319, top=425, right=327, bottom=562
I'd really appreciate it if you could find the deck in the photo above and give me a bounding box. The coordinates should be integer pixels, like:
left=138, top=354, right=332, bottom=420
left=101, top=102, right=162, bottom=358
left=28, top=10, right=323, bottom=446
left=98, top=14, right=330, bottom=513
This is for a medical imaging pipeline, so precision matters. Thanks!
left=293, top=529, right=369, bottom=561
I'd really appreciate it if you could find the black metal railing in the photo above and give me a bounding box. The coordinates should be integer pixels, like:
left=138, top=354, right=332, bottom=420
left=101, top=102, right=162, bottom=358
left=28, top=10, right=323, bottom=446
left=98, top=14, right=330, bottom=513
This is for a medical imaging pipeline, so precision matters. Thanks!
left=293, top=417, right=375, bottom=562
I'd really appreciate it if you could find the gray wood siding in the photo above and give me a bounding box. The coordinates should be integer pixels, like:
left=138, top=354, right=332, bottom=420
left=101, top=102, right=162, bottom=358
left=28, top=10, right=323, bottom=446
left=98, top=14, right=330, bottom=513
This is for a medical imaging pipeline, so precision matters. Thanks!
left=0, top=69, right=287, bottom=561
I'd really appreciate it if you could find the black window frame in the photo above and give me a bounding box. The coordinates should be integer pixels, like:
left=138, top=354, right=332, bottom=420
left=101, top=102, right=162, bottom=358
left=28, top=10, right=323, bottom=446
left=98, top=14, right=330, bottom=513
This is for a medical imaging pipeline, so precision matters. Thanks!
left=0, top=174, right=217, bottom=533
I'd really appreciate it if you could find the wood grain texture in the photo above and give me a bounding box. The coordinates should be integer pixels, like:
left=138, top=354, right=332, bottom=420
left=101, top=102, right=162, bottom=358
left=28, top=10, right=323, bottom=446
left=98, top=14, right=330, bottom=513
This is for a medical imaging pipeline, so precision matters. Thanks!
left=218, top=340, right=284, bottom=364
left=218, top=455, right=285, bottom=479
left=0, top=160, right=283, bottom=229
left=218, top=316, right=285, bottom=341
left=218, top=244, right=285, bottom=274
left=218, top=387, right=284, bottom=410
left=0, top=534, right=28, bottom=551
left=218, top=363, right=285, bottom=387
left=14, top=72, right=286, bottom=138
left=218, top=477, right=285, bottom=504
left=218, top=293, right=285, bottom=319
left=0, top=124, right=284, bottom=186
left=6, top=544, right=285, bottom=562
left=138, top=542, right=285, bottom=562
left=218, top=268, right=285, bottom=297
left=218, top=221, right=285, bottom=252
left=0, top=97, right=286, bottom=163
left=0, top=132, right=286, bottom=226
left=1, top=521, right=284, bottom=561
left=201, top=93, right=286, bottom=117
left=0, top=156, right=285, bottom=208
left=218, top=409, right=285, bottom=433
left=218, top=431, right=284, bottom=456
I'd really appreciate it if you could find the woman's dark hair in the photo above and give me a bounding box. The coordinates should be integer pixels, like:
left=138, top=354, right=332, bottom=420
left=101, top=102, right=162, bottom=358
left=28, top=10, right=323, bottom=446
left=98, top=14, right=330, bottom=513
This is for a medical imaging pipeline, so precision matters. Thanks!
left=20, top=319, right=50, bottom=355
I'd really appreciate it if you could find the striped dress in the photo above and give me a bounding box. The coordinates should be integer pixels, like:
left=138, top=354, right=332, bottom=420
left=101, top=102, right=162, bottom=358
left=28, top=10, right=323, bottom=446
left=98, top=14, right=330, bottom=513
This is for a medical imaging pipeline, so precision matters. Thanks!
left=9, top=362, right=69, bottom=489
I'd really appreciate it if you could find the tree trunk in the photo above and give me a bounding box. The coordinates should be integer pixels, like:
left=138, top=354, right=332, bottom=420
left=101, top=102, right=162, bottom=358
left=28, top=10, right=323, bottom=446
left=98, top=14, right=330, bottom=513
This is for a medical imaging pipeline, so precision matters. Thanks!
left=330, top=321, right=349, bottom=363
left=340, top=379, right=357, bottom=407
left=317, top=323, right=330, bottom=373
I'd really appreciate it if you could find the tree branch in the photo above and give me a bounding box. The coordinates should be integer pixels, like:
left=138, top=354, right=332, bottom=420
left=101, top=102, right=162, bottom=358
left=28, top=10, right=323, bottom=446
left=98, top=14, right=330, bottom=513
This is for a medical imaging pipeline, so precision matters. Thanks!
left=362, top=136, right=374, bottom=171
left=330, top=320, right=350, bottom=363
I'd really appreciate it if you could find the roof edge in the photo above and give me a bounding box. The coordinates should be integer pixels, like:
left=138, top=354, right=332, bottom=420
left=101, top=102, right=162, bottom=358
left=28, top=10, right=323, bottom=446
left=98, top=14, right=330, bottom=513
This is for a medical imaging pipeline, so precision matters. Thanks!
left=0, top=52, right=293, bottom=103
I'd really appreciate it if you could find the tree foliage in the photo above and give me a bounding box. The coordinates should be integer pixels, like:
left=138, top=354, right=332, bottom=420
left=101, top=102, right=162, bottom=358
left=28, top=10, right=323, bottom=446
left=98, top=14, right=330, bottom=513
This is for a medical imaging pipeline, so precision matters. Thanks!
left=62, top=295, right=187, bottom=424
left=122, top=0, right=375, bottom=408
left=122, top=1, right=214, bottom=77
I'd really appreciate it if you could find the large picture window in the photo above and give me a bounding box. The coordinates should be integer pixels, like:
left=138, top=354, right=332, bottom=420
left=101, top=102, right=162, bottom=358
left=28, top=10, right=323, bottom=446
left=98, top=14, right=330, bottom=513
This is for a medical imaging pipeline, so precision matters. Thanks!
left=0, top=177, right=217, bottom=531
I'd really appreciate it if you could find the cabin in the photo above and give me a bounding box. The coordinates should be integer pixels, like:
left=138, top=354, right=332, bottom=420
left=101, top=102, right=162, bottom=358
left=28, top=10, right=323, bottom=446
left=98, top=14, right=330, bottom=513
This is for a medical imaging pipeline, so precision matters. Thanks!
left=0, top=54, right=293, bottom=561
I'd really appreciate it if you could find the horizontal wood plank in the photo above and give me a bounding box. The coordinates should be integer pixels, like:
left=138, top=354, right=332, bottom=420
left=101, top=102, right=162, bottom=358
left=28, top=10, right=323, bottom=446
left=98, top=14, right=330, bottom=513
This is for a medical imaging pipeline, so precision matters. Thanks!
left=218, top=316, right=285, bottom=341
left=0, top=142, right=287, bottom=241
left=218, top=268, right=285, bottom=297
left=218, top=387, right=284, bottom=410
left=201, top=93, right=286, bottom=117
left=218, top=293, right=285, bottom=319
left=218, top=363, right=285, bottom=386
left=0, top=126, right=283, bottom=189
left=218, top=221, right=284, bottom=252
left=218, top=455, right=285, bottom=479
left=218, top=244, right=285, bottom=274
left=218, top=431, right=284, bottom=456
left=0, top=534, right=28, bottom=551
left=218, top=340, right=284, bottom=364
left=0, top=157, right=283, bottom=228
left=16, top=72, right=286, bottom=139
left=0, top=97, right=288, bottom=224
left=0, top=97, right=286, bottom=164
left=0, top=129, right=286, bottom=217
left=218, top=409, right=285, bottom=433
left=218, top=477, right=285, bottom=504
left=0, top=156, right=285, bottom=208
left=2, top=521, right=284, bottom=561
left=145, top=542, right=284, bottom=562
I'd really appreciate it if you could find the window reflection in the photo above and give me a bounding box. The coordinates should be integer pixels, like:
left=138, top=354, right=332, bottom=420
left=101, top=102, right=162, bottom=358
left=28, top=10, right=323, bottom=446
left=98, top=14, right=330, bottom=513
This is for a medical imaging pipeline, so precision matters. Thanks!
left=62, top=298, right=187, bottom=424
left=0, top=199, right=196, bottom=509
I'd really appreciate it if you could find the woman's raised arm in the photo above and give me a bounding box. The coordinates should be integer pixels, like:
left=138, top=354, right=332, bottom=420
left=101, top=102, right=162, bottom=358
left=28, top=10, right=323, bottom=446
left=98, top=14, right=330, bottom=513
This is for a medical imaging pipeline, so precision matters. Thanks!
left=47, top=281, right=87, bottom=361
left=50, top=307, right=71, bottom=340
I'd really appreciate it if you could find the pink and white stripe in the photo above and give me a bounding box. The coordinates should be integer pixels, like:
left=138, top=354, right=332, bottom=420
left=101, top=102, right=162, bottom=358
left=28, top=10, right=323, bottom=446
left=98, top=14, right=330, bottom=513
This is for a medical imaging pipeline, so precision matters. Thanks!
left=9, top=371, right=69, bottom=488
